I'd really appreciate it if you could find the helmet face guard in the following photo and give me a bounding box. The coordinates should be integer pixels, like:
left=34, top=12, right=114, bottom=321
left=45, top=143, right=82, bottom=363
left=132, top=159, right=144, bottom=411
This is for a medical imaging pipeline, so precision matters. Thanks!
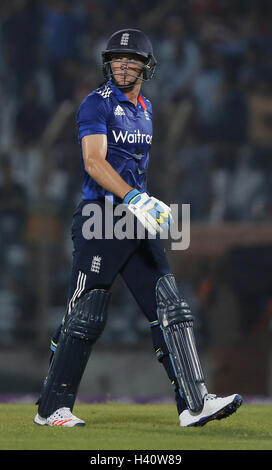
left=102, top=52, right=156, bottom=87
left=102, top=29, right=157, bottom=88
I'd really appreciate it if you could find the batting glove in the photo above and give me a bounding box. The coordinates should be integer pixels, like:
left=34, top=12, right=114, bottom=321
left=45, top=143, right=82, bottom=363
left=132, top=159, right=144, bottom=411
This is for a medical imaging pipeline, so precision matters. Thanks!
left=123, top=189, right=172, bottom=236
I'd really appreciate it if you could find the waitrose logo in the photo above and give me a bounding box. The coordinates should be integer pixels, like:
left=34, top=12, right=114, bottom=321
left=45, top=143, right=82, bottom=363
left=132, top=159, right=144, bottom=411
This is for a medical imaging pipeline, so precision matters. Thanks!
left=112, top=129, right=152, bottom=144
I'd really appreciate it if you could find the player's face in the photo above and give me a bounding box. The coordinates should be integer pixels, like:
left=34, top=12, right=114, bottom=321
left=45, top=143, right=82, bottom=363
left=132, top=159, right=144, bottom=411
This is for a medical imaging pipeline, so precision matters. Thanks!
left=110, top=53, right=145, bottom=87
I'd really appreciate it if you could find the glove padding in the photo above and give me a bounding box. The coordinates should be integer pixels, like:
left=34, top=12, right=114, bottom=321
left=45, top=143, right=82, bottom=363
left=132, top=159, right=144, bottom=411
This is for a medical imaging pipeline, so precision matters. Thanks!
left=123, top=189, right=172, bottom=236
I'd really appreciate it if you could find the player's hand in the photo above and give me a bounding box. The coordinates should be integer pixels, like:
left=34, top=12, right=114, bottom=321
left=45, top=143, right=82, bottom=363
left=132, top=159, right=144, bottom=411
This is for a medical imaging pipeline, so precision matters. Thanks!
left=123, top=189, right=172, bottom=236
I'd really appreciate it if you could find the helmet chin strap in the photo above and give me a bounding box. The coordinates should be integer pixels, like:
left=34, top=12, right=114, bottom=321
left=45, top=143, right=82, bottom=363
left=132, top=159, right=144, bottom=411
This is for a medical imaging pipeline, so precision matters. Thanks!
left=112, top=75, right=141, bottom=90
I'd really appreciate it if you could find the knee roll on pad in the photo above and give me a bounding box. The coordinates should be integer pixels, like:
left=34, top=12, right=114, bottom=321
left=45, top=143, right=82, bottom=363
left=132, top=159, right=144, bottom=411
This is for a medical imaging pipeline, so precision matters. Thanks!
left=156, top=274, right=207, bottom=413
left=64, top=288, right=110, bottom=342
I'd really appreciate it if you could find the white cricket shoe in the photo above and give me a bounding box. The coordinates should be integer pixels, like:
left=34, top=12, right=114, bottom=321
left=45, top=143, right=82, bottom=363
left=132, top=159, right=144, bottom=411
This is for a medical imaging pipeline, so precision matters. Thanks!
left=34, top=407, right=85, bottom=427
left=179, top=393, right=242, bottom=427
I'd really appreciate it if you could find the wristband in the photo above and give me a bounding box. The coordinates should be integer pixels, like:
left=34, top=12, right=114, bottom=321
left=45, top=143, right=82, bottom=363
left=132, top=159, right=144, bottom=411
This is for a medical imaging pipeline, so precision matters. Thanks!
left=123, top=188, right=141, bottom=204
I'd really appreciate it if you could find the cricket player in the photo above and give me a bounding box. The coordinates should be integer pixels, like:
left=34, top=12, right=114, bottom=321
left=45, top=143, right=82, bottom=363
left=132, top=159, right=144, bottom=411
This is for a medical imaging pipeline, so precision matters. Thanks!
left=34, top=29, right=242, bottom=427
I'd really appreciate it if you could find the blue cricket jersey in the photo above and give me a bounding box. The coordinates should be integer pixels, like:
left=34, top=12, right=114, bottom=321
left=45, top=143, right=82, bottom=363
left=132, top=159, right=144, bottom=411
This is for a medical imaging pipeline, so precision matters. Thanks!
left=76, top=79, right=153, bottom=204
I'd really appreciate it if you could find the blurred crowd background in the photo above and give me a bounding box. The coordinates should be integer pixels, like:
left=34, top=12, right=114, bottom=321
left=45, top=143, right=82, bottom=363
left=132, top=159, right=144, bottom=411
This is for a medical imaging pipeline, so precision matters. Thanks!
left=0, top=0, right=272, bottom=401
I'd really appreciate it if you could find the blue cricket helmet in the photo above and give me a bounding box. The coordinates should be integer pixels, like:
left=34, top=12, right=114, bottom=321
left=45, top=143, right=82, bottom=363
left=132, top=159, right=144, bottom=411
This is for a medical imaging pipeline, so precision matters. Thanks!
left=102, top=28, right=157, bottom=82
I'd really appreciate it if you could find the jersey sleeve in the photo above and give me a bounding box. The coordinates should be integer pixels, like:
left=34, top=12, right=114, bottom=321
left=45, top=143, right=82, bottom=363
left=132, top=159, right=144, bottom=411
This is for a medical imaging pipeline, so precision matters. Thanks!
left=77, top=92, right=108, bottom=140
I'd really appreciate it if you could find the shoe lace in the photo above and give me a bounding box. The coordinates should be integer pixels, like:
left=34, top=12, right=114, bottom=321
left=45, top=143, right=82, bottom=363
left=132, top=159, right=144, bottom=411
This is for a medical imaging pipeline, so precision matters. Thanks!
left=55, top=407, right=73, bottom=419
left=205, top=394, right=217, bottom=401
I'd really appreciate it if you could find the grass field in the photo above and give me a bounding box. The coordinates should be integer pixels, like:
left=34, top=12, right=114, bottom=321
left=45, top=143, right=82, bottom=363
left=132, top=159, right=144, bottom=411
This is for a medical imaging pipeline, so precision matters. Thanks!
left=0, top=403, right=271, bottom=451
